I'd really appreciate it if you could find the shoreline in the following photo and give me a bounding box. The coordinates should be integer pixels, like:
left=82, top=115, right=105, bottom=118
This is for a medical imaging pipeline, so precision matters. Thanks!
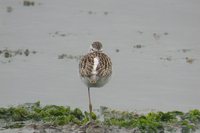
left=0, top=102, right=200, bottom=133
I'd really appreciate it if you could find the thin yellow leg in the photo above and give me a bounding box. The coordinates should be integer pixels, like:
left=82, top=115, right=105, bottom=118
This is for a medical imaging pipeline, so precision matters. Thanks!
left=88, top=87, right=92, bottom=121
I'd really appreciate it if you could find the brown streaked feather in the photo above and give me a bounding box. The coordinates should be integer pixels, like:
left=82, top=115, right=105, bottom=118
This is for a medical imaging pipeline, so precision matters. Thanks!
left=79, top=52, right=112, bottom=78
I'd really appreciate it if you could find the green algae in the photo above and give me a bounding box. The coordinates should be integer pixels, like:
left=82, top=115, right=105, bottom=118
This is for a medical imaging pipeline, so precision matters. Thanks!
left=103, top=109, right=200, bottom=132
left=0, top=102, right=200, bottom=132
left=0, top=101, right=95, bottom=128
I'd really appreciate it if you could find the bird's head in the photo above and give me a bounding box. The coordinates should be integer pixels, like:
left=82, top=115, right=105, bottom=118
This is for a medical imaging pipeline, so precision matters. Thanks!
left=90, top=41, right=103, bottom=52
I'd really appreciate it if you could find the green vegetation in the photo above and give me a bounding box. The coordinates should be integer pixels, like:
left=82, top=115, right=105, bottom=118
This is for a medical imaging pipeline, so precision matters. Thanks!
left=0, top=101, right=95, bottom=128
left=0, top=102, right=200, bottom=132
left=103, top=109, right=200, bottom=132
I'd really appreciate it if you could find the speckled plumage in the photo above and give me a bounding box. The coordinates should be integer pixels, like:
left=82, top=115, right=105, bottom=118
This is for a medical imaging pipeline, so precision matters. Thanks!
left=79, top=42, right=112, bottom=87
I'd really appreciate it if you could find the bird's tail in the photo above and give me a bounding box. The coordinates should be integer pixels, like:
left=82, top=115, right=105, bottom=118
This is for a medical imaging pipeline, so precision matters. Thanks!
left=89, top=75, right=97, bottom=84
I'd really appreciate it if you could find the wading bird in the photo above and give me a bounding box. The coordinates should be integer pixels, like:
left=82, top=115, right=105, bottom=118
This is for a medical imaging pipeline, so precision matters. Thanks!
left=79, top=41, right=112, bottom=119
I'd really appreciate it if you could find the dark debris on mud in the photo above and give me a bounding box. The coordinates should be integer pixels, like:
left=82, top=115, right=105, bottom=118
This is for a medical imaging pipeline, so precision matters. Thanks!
left=0, top=49, right=37, bottom=58
left=0, top=48, right=37, bottom=63
left=58, top=54, right=82, bottom=61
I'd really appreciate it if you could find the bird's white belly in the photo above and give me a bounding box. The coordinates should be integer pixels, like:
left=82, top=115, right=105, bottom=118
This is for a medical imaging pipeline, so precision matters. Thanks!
left=81, top=76, right=111, bottom=88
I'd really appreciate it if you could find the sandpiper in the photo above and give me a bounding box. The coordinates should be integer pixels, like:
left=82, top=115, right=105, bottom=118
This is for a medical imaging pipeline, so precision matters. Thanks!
left=79, top=41, right=112, bottom=119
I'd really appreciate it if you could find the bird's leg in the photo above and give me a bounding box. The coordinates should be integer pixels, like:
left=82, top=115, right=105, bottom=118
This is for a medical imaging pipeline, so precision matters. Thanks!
left=88, top=87, right=92, bottom=121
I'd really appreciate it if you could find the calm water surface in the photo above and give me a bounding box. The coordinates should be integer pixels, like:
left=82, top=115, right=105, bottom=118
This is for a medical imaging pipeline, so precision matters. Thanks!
left=0, top=0, right=200, bottom=112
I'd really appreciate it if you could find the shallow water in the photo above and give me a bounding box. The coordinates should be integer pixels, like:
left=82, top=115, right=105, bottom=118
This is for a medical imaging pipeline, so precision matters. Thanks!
left=0, top=0, right=200, bottom=112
